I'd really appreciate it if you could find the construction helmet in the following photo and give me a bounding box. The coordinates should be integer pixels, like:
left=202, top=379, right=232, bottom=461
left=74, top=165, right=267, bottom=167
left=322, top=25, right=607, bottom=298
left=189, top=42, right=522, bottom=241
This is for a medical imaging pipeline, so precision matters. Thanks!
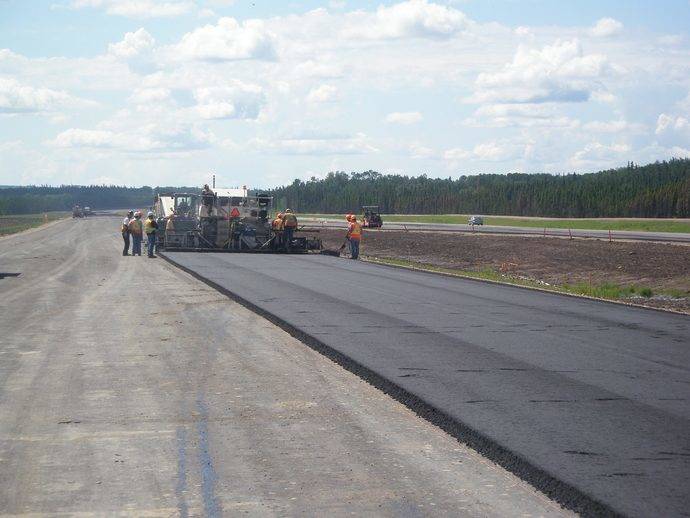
left=147, top=211, right=154, bottom=217
left=127, top=210, right=134, bottom=216
left=285, top=208, right=293, bottom=213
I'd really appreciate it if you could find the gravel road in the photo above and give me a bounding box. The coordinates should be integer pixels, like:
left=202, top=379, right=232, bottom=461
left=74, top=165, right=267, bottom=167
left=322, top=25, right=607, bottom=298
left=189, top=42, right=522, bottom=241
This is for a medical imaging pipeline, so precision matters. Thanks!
left=0, top=216, right=570, bottom=516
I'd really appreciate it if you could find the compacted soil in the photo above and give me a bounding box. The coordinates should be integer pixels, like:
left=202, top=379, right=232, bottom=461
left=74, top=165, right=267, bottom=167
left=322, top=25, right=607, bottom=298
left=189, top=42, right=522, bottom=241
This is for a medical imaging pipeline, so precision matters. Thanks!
left=312, top=228, right=690, bottom=312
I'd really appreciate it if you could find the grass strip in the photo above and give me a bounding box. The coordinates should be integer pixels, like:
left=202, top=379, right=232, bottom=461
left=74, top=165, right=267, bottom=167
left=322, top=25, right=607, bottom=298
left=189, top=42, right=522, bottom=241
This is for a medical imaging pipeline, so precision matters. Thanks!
left=0, top=212, right=69, bottom=236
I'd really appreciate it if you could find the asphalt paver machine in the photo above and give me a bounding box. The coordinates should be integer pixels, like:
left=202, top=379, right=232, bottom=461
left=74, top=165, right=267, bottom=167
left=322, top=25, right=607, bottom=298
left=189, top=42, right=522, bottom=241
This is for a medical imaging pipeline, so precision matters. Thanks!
left=154, top=187, right=321, bottom=253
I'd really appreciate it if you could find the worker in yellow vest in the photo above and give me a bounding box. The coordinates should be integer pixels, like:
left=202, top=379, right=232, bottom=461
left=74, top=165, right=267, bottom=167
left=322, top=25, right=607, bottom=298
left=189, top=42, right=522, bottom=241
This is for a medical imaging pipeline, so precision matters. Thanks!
left=144, top=211, right=159, bottom=258
left=272, top=212, right=284, bottom=249
left=128, top=211, right=144, bottom=256
left=346, top=214, right=362, bottom=259
left=282, top=209, right=298, bottom=252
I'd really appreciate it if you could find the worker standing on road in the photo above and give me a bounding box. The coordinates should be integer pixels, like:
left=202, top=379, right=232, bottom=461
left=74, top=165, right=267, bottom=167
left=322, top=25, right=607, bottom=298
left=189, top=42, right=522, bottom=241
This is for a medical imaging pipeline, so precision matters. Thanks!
left=282, top=209, right=298, bottom=252
left=347, top=214, right=362, bottom=260
left=128, top=211, right=143, bottom=256
left=121, top=210, right=134, bottom=256
left=272, top=212, right=284, bottom=250
left=144, top=211, right=159, bottom=258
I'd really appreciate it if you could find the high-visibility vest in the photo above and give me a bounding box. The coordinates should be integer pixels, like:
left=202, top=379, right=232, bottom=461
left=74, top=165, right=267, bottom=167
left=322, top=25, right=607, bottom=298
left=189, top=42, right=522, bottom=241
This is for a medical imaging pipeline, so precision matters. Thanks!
left=144, top=218, right=157, bottom=234
left=283, top=213, right=297, bottom=228
left=348, top=221, right=362, bottom=241
left=121, top=217, right=131, bottom=233
left=128, top=219, right=143, bottom=236
left=272, top=218, right=283, bottom=230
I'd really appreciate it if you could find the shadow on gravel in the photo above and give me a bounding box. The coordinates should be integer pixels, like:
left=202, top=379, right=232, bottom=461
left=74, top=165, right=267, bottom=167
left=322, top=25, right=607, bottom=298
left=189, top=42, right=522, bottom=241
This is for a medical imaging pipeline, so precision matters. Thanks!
left=0, top=273, right=21, bottom=279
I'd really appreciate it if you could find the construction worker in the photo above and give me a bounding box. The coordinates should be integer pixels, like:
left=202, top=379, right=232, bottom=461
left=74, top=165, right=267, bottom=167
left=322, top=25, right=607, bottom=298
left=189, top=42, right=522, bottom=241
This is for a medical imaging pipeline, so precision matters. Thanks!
left=144, top=211, right=159, bottom=258
left=282, top=208, right=298, bottom=251
left=271, top=212, right=284, bottom=250
left=121, top=210, right=134, bottom=256
left=346, top=214, right=362, bottom=259
left=128, top=211, right=143, bottom=256
left=201, top=184, right=214, bottom=217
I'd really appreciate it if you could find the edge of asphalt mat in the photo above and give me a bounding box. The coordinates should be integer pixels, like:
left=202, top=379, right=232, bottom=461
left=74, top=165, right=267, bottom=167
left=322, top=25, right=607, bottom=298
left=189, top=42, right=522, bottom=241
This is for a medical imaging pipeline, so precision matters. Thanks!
left=159, top=251, right=621, bottom=518
left=362, top=256, right=690, bottom=316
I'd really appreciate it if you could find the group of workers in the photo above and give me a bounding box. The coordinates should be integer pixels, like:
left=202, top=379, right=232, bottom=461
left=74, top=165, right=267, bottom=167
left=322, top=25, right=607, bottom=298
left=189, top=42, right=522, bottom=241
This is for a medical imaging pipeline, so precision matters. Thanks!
left=121, top=210, right=159, bottom=258
left=270, top=208, right=299, bottom=251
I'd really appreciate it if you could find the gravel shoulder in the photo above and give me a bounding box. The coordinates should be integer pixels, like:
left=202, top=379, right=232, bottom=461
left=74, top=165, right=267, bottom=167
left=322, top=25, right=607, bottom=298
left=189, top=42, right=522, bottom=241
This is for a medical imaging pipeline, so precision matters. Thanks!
left=0, top=216, right=569, bottom=516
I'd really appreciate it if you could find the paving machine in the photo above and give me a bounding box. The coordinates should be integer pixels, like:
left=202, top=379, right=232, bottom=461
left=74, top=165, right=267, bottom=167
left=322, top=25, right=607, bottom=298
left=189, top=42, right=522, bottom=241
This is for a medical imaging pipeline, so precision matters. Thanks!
left=362, top=205, right=383, bottom=228
left=154, top=187, right=321, bottom=253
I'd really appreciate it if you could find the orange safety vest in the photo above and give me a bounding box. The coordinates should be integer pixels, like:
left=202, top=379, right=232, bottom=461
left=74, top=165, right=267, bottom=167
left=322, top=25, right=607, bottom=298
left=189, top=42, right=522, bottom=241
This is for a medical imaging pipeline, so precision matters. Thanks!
left=283, top=213, right=297, bottom=228
left=348, top=221, right=362, bottom=241
left=128, top=219, right=143, bottom=236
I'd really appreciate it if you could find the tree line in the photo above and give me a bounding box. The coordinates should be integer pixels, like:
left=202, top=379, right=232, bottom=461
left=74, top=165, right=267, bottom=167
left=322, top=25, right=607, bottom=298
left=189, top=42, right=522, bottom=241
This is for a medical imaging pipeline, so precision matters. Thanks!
left=267, top=159, right=690, bottom=218
left=0, top=185, right=198, bottom=215
left=1, top=159, right=688, bottom=217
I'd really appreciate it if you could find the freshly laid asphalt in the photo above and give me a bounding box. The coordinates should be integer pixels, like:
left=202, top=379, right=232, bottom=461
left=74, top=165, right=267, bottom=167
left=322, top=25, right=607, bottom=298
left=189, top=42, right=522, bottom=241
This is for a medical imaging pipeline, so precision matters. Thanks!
left=302, top=218, right=690, bottom=243
left=163, top=251, right=690, bottom=517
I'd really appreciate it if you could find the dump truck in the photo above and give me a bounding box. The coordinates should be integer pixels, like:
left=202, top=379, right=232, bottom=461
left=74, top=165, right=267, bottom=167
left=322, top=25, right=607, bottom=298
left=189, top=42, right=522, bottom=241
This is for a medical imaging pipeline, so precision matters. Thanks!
left=154, top=187, right=321, bottom=253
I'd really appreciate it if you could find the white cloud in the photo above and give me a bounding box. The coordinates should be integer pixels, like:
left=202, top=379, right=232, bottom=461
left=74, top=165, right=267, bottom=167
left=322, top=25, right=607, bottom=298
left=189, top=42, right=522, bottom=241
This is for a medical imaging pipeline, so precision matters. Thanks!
left=0, top=78, right=88, bottom=114
left=306, top=84, right=339, bottom=103
left=343, top=0, right=468, bottom=40
left=108, top=28, right=155, bottom=58
left=173, top=17, right=276, bottom=61
left=128, top=87, right=172, bottom=105
left=656, top=113, right=689, bottom=135
left=470, top=39, right=612, bottom=104
left=571, top=141, right=630, bottom=164
left=590, top=17, right=623, bottom=38
left=192, top=82, right=265, bottom=119
left=250, top=133, right=377, bottom=155
left=583, top=119, right=646, bottom=133
left=69, top=0, right=194, bottom=18
left=386, top=111, right=423, bottom=124
left=51, top=123, right=213, bottom=153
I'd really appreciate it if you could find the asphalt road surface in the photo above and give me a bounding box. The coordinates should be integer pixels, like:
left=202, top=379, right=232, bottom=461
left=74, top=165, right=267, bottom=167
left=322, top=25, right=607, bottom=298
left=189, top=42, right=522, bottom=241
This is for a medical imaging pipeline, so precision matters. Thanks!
left=302, top=218, right=690, bottom=243
left=0, top=216, right=570, bottom=516
left=163, top=251, right=690, bottom=517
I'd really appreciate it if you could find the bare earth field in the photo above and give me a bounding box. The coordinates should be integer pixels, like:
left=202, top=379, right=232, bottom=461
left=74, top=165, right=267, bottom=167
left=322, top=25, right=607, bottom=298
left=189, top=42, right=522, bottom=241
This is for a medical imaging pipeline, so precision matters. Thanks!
left=316, top=228, right=690, bottom=313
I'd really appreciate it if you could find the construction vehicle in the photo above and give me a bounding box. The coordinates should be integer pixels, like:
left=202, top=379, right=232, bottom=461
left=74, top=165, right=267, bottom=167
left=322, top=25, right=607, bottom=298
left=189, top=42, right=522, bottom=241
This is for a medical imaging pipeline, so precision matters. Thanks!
left=72, top=205, right=83, bottom=218
left=83, top=206, right=92, bottom=217
left=154, top=187, right=321, bottom=253
left=362, top=206, right=383, bottom=228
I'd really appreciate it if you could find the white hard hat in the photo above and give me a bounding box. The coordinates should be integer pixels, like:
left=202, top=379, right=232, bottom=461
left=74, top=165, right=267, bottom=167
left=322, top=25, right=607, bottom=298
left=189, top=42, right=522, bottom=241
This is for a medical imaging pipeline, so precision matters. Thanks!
left=147, top=211, right=154, bottom=217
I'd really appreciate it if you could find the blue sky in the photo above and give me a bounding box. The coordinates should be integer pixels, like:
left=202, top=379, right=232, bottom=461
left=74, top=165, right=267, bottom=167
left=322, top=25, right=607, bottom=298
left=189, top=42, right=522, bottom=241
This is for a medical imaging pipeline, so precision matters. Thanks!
left=1, top=0, right=689, bottom=187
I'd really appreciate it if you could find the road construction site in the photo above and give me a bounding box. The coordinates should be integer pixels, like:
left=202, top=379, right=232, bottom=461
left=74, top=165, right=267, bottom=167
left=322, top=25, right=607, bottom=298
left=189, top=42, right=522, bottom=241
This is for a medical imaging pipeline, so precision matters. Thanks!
left=0, top=216, right=572, bottom=516
left=2, top=215, right=689, bottom=517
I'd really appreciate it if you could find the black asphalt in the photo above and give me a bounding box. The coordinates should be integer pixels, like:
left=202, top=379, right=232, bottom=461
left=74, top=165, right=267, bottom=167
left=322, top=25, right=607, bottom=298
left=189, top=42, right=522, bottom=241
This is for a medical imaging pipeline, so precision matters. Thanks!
left=162, top=252, right=690, bottom=517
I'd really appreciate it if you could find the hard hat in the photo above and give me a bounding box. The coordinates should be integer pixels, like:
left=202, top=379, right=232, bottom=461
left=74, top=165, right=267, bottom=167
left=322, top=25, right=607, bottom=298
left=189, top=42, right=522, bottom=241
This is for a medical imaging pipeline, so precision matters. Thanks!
left=134, top=211, right=141, bottom=217
left=346, top=214, right=353, bottom=221
left=285, top=208, right=292, bottom=213
left=127, top=210, right=134, bottom=215
left=147, top=211, right=154, bottom=217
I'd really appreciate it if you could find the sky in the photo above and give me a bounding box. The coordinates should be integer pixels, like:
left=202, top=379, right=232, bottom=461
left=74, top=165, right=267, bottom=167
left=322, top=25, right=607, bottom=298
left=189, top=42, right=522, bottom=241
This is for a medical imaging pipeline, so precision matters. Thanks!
left=1, top=0, right=689, bottom=188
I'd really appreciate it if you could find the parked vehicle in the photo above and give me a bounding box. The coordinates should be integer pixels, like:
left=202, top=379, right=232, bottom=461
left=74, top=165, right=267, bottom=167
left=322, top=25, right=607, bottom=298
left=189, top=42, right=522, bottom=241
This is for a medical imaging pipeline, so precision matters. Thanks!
left=468, top=215, right=484, bottom=226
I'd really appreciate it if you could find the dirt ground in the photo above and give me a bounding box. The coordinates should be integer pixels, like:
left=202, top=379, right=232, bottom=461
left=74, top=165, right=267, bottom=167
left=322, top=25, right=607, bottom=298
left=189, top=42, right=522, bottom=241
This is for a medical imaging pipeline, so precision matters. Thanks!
left=314, top=228, right=690, bottom=312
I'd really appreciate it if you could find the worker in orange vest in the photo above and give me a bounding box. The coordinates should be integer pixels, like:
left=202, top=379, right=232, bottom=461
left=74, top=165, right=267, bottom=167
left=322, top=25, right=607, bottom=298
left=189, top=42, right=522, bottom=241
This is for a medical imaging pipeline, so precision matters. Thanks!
left=346, top=214, right=362, bottom=259
left=128, top=211, right=144, bottom=256
left=272, top=212, right=284, bottom=249
left=282, top=209, right=298, bottom=251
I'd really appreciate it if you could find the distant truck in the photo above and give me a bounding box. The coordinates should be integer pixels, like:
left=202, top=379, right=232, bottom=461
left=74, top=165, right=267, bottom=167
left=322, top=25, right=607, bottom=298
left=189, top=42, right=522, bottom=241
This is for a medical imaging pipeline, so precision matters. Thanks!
left=72, top=205, right=83, bottom=218
left=83, top=206, right=92, bottom=217
left=362, top=206, right=383, bottom=228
